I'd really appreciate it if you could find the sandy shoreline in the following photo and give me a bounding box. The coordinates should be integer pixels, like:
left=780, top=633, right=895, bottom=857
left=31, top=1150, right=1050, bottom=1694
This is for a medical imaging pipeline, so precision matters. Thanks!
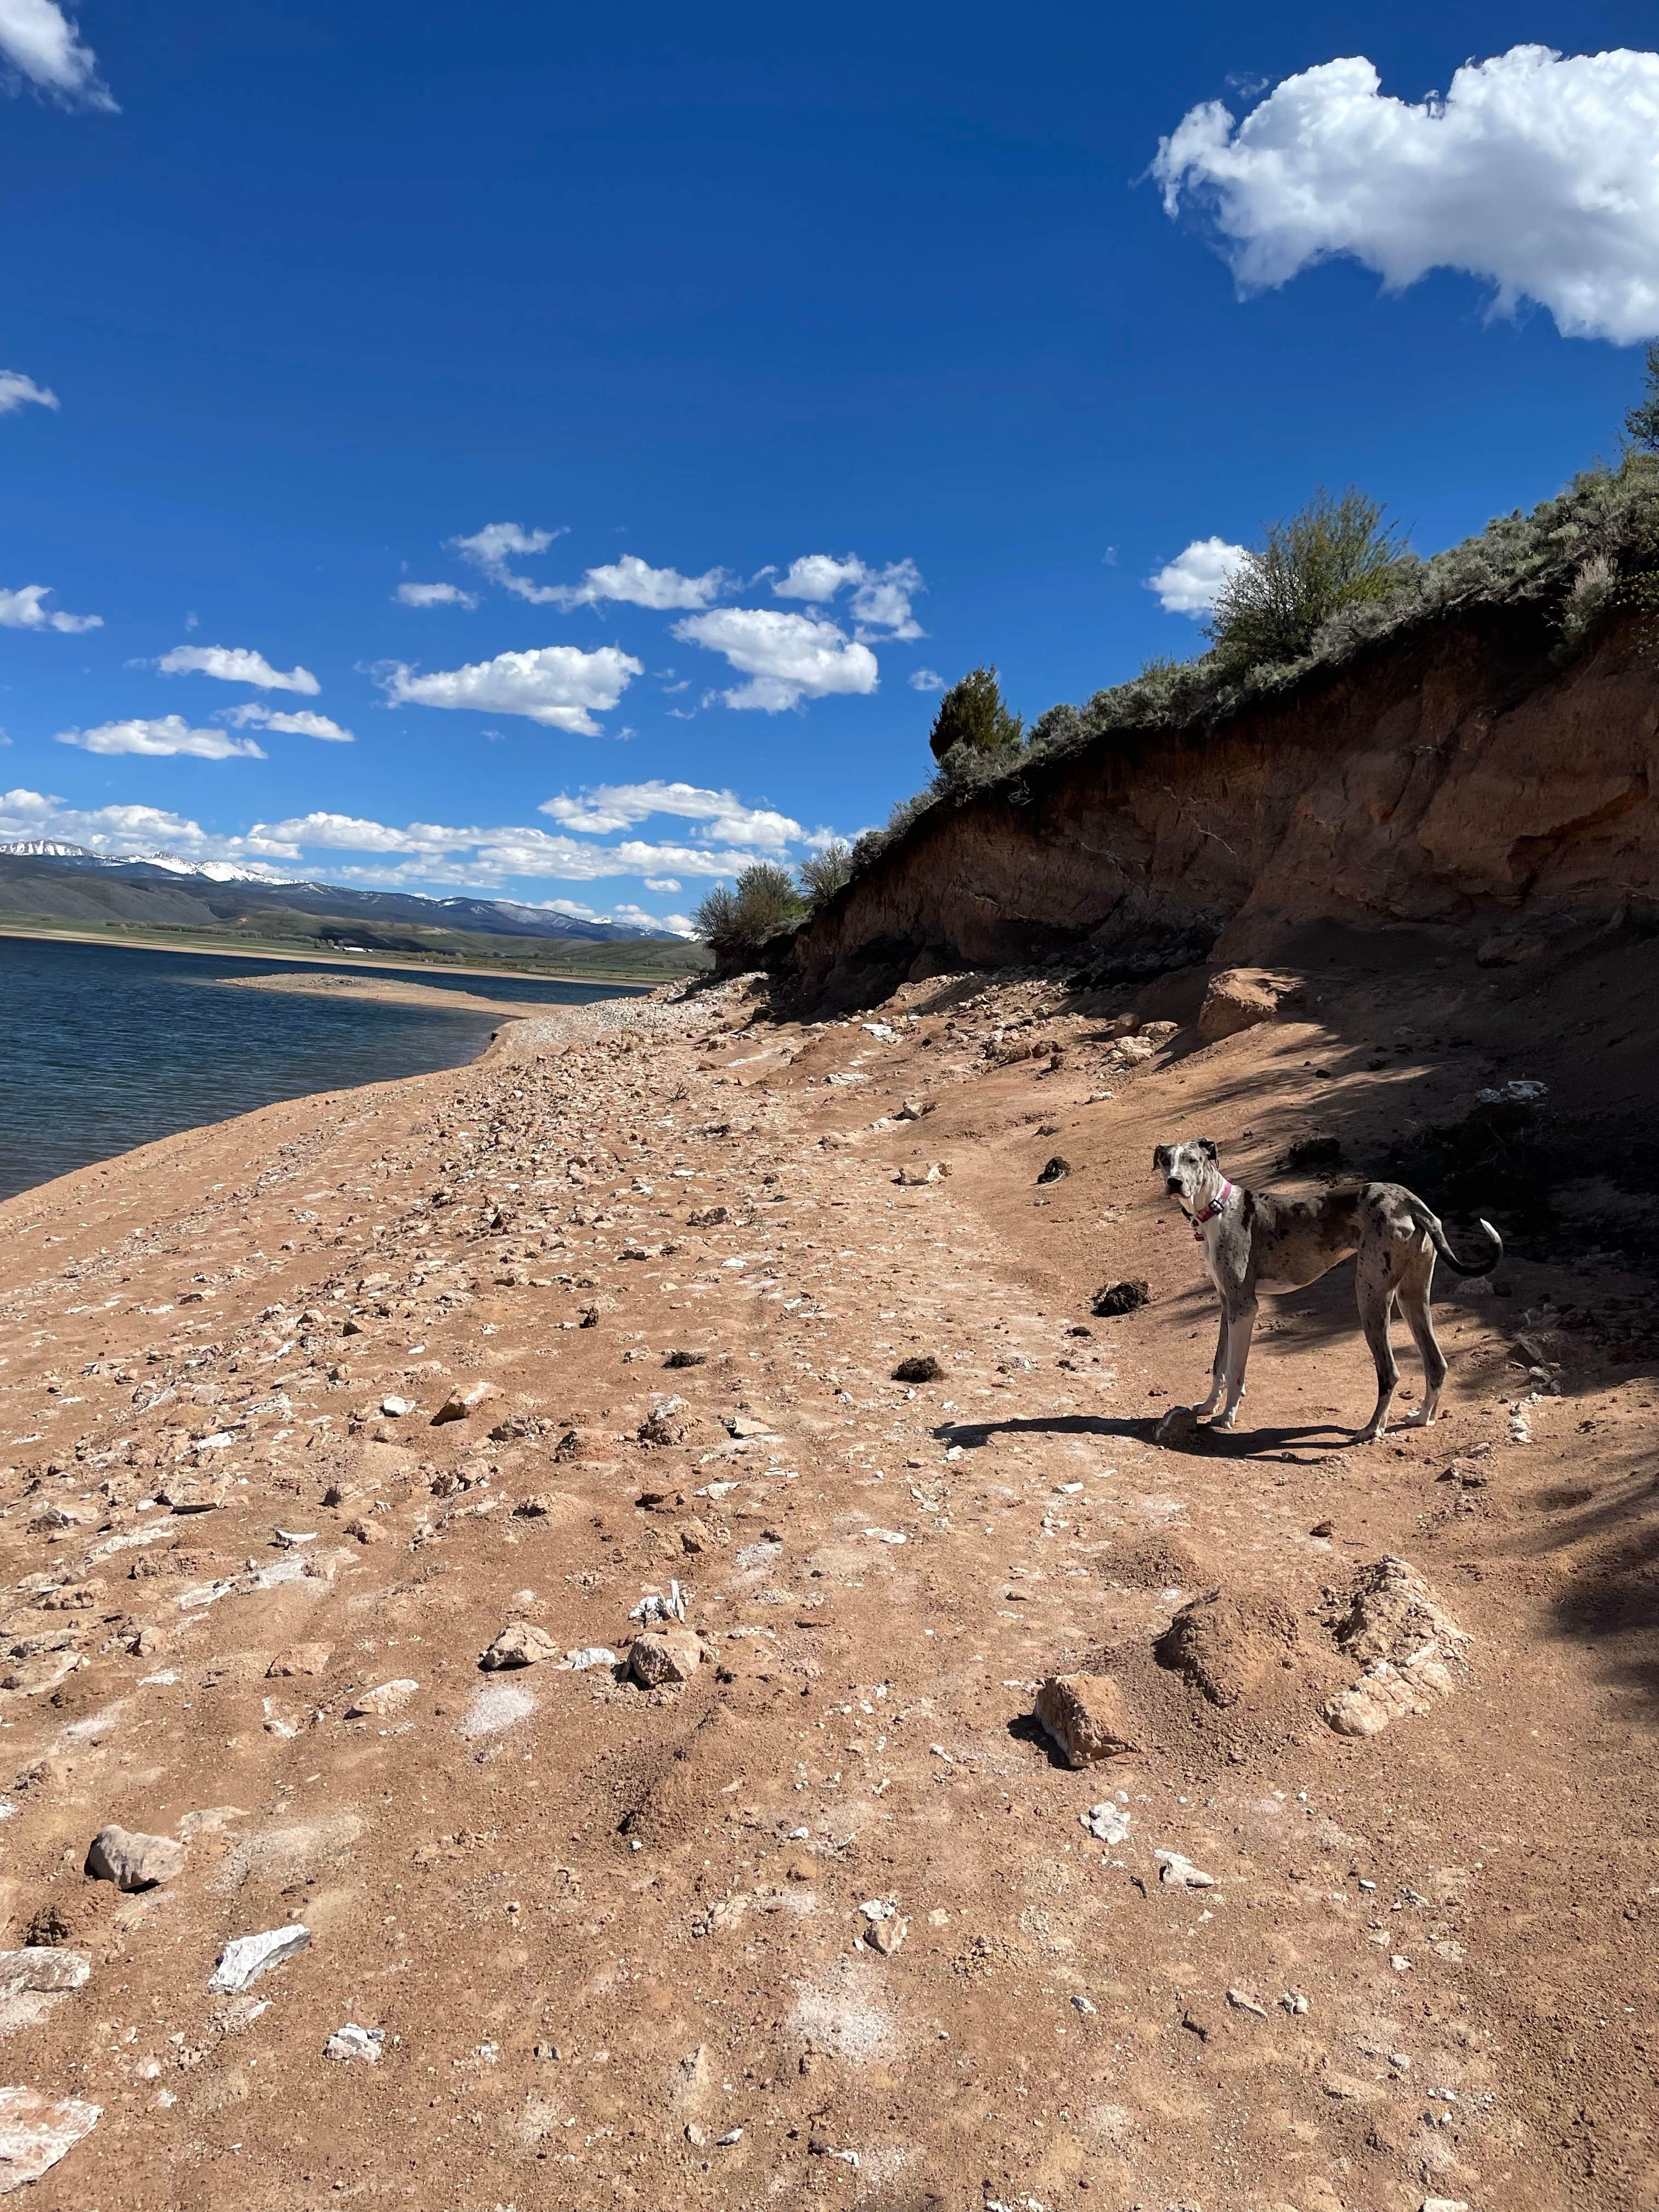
left=0, top=919, right=665, bottom=990
left=0, top=963, right=1650, bottom=2209
left=213, top=969, right=562, bottom=1015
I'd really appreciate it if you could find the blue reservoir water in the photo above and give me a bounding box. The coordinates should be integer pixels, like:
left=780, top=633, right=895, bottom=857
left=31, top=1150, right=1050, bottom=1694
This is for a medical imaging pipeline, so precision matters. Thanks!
left=0, top=936, right=629, bottom=1201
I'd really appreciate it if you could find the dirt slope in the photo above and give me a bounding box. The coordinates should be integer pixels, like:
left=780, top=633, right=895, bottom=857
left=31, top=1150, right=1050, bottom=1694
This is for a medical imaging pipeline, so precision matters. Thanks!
left=0, top=945, right=1654, bottom=2212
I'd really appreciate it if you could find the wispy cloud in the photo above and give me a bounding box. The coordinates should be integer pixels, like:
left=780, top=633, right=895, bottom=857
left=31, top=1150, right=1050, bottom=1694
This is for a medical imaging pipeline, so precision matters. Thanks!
left=672, top=607, right=879, bottom=712
left=0, top=369, right=58, bottom=416
left=157, top=643, right=321, bottom=694
left=0, top=0, right=115, bottom=110
left=56, top=715, right=266, bottom=760
left=396, top=580, right=478, bottom=609
left=224, top=704, right=354, bottom=742
left=907, top=666, right=944, bottom=692
left=379, top=643, right=641, bottom=734
left=539, top=778, right=804, bottom=849
left=773, top=552, right=926, bottom=640
left=0, top=583, right=100, bottom=634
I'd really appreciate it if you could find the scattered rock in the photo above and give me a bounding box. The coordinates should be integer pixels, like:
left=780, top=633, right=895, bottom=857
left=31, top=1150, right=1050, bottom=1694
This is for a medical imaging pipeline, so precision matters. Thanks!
left=207, top=1925, right=311, bottom=1994
left=432, top=1380, right=492, bottom=1425
left=1226, top=1987, right=1269, bottom=2018
left=629, top=1628, right=702, bottom=1688
left=1080, top=1800, right=1130, bottom=1845
left=892, top=1355, right=944, bottom=1384
left=479, top=1623, right=558, bottom=1670
left=84, top=1824, right=187, bottom=1892
left=664, top=1349, right=706, bottom=1368
left=559, top=1646, right=617, bottom=1672
left=345, top=1678, right=419, bottom=1718
left=0, top=2086, right=100, bottom=2194
left=0, top=1952, right=90, bottom=1995
left=638, top=1397, right=693, bottom=1448
left=1323, top=1557, right=1470, bottom=1737
left=1036, top=1155, right=1070, bottom=1184
left=1155, top=1589, right=1301, bottom=1707
left=379, top=1396, right=416, bottom=1419
left=267, top=1644, right=332, bottom=1678
left=1032, top=1673, right=1140, bottom=1768
left=342, top=1516, right=385, bottom=1545
left=894, top=1163, right=945, bottom=1186
left=1155, top=1852, right=1215, bottom=1889
left=324, top=2023, right=385, bottom=2064
left=1092, top=1278, right=1148, bottom=1317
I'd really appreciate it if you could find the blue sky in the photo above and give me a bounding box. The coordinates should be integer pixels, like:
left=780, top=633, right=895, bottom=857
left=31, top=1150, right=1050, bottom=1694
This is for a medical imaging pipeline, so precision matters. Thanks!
left=3, top=4, right=1658, bottom=929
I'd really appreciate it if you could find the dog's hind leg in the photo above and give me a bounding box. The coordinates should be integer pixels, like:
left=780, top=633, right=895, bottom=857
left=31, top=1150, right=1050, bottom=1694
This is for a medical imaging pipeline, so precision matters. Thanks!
left=1193, top=1309, right=1228, bottom=1417
left=1396, top=1253, right=1447, bottom=1428
left=1353, top=1261, right=1400, bottom=1444
left=1212, top=1296, right=1257, bottom=1430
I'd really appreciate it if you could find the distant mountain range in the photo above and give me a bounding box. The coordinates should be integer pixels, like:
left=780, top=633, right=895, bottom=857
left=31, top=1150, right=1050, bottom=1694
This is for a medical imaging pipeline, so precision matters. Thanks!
left=0, top=843, right=691, bottom=949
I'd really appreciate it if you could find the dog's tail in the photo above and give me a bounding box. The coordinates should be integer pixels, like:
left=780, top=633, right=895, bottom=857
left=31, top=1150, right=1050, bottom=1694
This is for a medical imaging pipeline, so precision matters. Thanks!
left=1408, top=1200, right=1503, bottom=1277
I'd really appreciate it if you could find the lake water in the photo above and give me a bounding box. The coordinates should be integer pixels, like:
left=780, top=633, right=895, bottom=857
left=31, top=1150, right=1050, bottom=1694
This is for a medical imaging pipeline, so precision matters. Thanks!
left=0, top=935, right=629, bottom=1202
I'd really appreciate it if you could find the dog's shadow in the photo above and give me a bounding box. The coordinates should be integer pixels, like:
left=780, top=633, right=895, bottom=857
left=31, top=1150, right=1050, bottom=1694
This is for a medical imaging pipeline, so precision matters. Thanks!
left=934, top=1411, right=1362, bottom=1463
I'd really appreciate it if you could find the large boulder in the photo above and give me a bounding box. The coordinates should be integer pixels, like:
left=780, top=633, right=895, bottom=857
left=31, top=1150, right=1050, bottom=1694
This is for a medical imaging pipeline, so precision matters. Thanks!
left=1197, top=969, right=1302, bottom=1043
left=1032, top=1673, right=1140, bottom=1767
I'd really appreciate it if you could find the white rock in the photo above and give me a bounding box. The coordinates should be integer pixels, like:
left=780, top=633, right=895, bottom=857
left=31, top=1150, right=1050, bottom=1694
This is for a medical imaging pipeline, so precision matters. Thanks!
left=207, top=1925, right=311, bottom=1994
left=0, top=2086, right=100, bottom=2194
left=324, top=2023, right=384, bottom=2064
left=345, top=1678, right=419, bottom=1718
left=379, top=1396, right=416, bottom=1418
left=1080, top=1801, right=1130, bottom=1845
left=560, top=1646, right=617, bottom=1672
left=1155, top=1850, right=1215, bottom=1889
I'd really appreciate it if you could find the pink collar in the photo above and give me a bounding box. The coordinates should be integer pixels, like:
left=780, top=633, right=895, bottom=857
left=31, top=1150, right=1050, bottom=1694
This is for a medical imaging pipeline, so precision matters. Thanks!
left=1190, top=1180, right=1234, bottom=1238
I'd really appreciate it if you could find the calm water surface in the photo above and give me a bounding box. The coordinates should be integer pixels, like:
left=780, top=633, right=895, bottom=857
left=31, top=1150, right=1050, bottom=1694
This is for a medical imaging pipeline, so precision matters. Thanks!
left=0, top=936, right=628, bottom=1201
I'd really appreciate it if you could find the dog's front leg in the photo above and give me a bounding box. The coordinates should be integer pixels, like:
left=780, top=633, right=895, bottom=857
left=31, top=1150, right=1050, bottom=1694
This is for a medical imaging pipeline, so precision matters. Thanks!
left=1211, top=1296, right=1257, bottom=1430
left=1193, top=1307, right=1228, bottom=1417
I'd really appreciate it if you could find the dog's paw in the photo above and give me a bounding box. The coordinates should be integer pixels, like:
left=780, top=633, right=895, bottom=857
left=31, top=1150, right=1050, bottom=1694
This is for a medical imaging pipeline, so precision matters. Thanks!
left=1398, top=1407, right=1436, bottom=1429
left=1352, top=1426, right=1385, bottom=1446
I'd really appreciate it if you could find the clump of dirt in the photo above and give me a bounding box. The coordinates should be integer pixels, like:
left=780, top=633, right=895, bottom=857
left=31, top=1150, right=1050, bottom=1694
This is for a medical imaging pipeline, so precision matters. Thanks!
left=1092, top=1278, right=1149, bottom=1316
left=1097, top=1534, right=1207, bottom=1591
left=1155, top=1589, right=1303, bottom=1707
left=893, top=1354, right=944, bottom=1383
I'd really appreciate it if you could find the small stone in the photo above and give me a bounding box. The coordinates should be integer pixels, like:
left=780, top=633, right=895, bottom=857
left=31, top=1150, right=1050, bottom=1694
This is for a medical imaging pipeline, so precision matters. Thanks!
left=628, top=1628, right=702, bottom=1688
left=1280, top=1988, right=1309, bottom=2015
left=324, top=2023, right=385, bottom=2064
left=345, top=1678, right=419, bottom=1719
left=1080, top=1801, right=1130, bottom=1845
left=1155, top=1851, right=1215, bottom=1889
left=867, top=1914, right=907, bottom=1957
left=1036, top=1155, right=1070, bottom=1185
left=84, top=1825, right=187, bottom=1892
left=1070, top=1993, right=1096, bottom=2015
left=560, top=1645, right=617, bottom=1672
left=379, top=1396, right=416, bottom=1418
left=342, top=1516, right=385, bottom=1544
left=1226, top=1987, right=1269, bottom=2018
left=684, top=2123, right=708, bottom=2147
left=432, top=1381, right=492, bottom=1426
left=479, top=1623, right=558, bottom=1671
left=1420, top=2199, right=1472, bottom=2212
left=207, top=1925, right=310, bottom=1994
left=267, top=1644, right=332, bottom=1678
left=1032, top=1673, right=1140, bottom=1768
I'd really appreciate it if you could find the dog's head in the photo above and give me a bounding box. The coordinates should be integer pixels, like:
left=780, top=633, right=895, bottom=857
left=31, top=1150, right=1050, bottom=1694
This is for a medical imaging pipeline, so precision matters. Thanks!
left=1153, top=1137, right=1220, bottom=1212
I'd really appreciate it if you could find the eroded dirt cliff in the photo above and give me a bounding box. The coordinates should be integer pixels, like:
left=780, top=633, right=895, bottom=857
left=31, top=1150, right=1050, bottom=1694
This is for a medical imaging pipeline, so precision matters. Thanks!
left=787, top=606, right=1659, bottom=1007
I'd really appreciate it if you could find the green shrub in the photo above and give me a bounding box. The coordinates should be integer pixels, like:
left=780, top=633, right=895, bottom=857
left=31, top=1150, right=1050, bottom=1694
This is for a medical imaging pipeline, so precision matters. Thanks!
left=1626, top=342, right=1659, bottom=453
left=690, top=861, right=804, bottom=965
left=1209, top=487, right=1412, bottom=670
left=797, top=839, right=854, bottom=910
left=927, top=666, right=1025, bottom=764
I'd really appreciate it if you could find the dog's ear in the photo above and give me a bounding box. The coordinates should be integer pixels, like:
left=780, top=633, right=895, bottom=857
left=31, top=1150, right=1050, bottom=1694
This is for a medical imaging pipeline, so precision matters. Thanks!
left=1153, top=1144, right=1172, bottom=1171
left=1197, top=1137, right=1219, bottom=1161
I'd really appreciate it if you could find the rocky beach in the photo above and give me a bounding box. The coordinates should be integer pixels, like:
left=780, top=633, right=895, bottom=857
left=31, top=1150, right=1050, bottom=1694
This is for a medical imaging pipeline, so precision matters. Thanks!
left=0, top=949, right=1652, bottom=2211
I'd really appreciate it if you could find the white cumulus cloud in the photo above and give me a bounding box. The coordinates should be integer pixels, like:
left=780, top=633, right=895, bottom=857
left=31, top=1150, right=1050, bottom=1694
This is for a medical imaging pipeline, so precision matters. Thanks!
left=396, top=580, right=478, bottom=609
left=250, top=808, right=780, bottom=884
left=56, top=715, right=267, bottom=761
left=907, top=666, right=945, bottom=692
left=1153, top=44, right=1659, bottom=344
left=1147, top=537, right=1249, bottom=617
left=544, top=552, right=732, bottom=612
left=157, top=643, right=320, bottom=695
left=539, top=778, right=804, bottom=849
left=380, top=643, right=641, bottom=734
left=672, top=607, right=879, bottom=712
left=0, top=0, right=114, bottom=108
left=0, top=583, right=100, bottom=633
left=0, top=370, right=58, bottom=416
left=774, top=552, right=925, bottom=640
left=0, top=787, right=293, bottom=862
left=224, top=704, right=354, bottom=742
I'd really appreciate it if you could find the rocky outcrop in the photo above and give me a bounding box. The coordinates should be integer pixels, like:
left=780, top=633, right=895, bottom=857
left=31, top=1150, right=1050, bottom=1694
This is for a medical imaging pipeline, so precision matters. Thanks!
left=785, top=604, right=1659, bottom=1006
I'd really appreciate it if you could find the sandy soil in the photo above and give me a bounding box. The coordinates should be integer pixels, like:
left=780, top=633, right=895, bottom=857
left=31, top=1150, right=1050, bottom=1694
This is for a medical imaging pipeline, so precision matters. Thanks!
left=0, top=945, right=1654, bottom=2212
left=215, top=972, right=558, bottom=1015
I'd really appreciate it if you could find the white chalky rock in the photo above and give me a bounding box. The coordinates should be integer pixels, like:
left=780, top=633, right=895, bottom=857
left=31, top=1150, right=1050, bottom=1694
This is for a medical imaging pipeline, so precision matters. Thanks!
left=324, top=2023, right=384, bottom=2064
left=0, top=2086, right=100, bottom=2194
left=207, top=1925, right=311, bottom=1994
left=1155, top=1851, right=1215, bottom=1889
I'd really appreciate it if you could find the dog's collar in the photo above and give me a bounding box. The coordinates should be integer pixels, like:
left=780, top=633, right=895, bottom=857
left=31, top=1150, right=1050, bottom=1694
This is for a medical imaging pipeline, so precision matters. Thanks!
left=1190, top=1180, right=1234, bottom=1238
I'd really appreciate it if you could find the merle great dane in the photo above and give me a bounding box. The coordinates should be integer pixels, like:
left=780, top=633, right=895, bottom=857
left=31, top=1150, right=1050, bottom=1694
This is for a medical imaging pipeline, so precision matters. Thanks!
left=1153, top=1138, right=1502, bottom=1442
